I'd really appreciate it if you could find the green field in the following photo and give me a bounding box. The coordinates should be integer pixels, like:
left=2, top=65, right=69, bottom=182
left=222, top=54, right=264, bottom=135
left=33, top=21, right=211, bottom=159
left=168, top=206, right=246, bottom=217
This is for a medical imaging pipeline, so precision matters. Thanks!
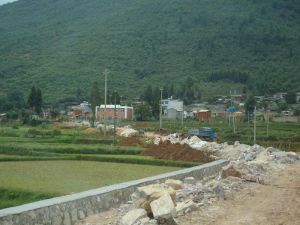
left=0, top=160, right=179, bottom=209
left=0, top=161, right=179, bottom=194
left=0, top=125, right=192, bottom=209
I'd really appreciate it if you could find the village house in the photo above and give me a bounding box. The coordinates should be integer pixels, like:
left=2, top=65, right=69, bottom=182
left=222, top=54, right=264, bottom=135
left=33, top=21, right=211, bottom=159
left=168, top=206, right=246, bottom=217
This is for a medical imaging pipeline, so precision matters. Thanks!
left=161, top=99, right=184, bottom=120
left=95, top=105, right=134, bottom=122
left=196, top=110, right=212, bottom=122
left=71, top=101, right=93, bottom=122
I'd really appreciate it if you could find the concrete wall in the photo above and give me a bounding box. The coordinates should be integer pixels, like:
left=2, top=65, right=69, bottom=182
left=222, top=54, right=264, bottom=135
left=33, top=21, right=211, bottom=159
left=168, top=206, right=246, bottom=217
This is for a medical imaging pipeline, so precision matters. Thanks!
left=0, top=160, right=228, bottom=225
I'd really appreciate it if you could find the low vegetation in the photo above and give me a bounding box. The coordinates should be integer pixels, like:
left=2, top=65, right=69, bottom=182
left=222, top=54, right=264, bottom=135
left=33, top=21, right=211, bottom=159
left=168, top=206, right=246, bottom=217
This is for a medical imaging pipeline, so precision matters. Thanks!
left=0, top=161, right=179, bottom=209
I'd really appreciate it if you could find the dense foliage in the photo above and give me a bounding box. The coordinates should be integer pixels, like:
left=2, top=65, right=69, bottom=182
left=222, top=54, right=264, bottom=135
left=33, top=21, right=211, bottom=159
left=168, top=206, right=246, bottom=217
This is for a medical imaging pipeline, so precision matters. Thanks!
left=0, top=0, right=299, bottom=103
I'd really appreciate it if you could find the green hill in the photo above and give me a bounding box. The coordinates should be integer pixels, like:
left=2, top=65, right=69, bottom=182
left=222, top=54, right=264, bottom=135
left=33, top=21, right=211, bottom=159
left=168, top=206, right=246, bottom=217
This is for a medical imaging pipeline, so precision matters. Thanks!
left=0, top=0, right=299, bottom=103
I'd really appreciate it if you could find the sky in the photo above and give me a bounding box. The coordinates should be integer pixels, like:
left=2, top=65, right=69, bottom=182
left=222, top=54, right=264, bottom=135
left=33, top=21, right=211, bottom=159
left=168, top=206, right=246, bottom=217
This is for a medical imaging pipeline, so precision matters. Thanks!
left=0, top=0, right=18, bottom=6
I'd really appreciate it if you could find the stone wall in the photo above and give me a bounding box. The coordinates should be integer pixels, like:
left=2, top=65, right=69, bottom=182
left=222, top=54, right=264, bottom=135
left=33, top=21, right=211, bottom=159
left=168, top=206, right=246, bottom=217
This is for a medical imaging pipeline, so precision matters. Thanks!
left=0, top=160, right=228, bottom=225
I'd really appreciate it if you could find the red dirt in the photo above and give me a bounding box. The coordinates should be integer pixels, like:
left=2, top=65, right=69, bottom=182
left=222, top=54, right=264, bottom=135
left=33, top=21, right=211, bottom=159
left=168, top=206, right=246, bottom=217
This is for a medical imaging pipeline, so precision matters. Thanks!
left=120, top=137, right=142, bottom=146
left=141, top=142, right=213, bottom=163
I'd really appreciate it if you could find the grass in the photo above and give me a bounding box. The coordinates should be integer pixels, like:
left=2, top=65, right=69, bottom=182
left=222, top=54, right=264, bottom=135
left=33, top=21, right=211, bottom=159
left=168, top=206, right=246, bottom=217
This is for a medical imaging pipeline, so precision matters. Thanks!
left=0, top=125, right=196, bottom=208
left=0, top=160, right=179, bottom=196
left=0, top=142, right=143, bottom=155
left=0, top=188, right=54, bottom=209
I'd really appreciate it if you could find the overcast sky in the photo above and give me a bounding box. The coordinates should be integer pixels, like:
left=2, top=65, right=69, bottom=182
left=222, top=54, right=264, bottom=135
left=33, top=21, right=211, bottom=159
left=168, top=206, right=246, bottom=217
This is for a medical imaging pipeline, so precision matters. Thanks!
left=0, top=0, right=18, bottom=6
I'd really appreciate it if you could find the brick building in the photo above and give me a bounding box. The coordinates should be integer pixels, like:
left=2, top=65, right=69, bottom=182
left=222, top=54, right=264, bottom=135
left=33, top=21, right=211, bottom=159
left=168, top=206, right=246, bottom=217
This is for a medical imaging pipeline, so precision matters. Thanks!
left=95, top=105, right=134, bottom=122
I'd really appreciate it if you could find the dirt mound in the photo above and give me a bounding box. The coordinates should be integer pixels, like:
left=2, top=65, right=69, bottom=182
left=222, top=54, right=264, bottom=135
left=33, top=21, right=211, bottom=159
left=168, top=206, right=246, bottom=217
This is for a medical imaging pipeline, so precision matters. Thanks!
left=141, top=142, right=213, bottom=163
left=120, top=137, right=142, bottom=146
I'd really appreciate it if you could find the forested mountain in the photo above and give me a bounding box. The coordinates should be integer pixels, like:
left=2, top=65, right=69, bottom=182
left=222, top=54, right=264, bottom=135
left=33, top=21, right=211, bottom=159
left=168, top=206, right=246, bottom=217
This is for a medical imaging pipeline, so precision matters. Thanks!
left=0, top=0, right=299, bottom=103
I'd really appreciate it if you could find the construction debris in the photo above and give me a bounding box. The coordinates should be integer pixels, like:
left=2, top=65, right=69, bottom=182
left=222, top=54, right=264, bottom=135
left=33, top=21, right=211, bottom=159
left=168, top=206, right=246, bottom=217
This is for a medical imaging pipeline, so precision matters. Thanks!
left=117, top=126, right=139, bottom=137
left=76, top=130, right=299, bottom=225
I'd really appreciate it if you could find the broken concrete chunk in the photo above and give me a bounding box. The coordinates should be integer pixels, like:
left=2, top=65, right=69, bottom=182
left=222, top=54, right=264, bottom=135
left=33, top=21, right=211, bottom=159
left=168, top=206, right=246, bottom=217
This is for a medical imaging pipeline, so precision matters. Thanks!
left=165, top=179, right=183, bottom=190
left=121, top=209, right=147, bottom=225
left=150, top=194, right=176, bottom=220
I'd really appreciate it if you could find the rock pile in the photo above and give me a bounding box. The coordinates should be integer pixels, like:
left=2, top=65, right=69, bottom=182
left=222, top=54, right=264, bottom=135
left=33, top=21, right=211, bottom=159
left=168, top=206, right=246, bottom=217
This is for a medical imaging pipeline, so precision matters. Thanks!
left=119, top=173, right=249, bottom=225
left=117, top=126, right=139, bottom=137
left=119, top=139, right=299, bottom=225
left=150, top=133, right=299, bottom=166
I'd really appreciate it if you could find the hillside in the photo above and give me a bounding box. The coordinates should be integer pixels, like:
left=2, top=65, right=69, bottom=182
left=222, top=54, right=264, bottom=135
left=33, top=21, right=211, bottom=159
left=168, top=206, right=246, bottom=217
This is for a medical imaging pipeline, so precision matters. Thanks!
left=0, top=0, right=299, bottom=103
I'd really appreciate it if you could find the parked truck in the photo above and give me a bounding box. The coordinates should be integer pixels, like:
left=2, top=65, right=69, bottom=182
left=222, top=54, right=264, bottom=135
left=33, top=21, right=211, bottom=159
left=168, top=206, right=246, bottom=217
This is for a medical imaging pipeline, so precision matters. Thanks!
left=188, top=127, right=217, bottom=141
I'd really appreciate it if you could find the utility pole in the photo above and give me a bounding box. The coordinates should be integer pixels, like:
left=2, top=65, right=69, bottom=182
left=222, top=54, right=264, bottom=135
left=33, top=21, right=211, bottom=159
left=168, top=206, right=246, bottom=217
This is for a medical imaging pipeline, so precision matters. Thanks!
left=113, top=90, right=117, bottom=145
left=103, top=69, right=109, bottom=136
left=233, top=113, right=236, bottom=134
left=181, top=104, right=184, bottom=127
left=253, top=106, right=256, bottom=145
left=266, top=110, right=269, bottom=137
left=159, top=88, right=163, bottom=130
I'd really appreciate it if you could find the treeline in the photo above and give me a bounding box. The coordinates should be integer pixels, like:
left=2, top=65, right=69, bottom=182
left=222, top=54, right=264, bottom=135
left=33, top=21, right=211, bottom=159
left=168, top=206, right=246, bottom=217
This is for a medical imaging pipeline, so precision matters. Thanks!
left=207, top=71, right=250, bottom=84
left=0, top=86, right=44, bottom=124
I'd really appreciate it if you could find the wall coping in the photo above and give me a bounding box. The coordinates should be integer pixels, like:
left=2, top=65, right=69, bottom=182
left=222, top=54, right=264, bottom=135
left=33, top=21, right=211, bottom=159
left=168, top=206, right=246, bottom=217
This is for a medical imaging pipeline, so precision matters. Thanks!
left=0, top=159, right=228, bottom=218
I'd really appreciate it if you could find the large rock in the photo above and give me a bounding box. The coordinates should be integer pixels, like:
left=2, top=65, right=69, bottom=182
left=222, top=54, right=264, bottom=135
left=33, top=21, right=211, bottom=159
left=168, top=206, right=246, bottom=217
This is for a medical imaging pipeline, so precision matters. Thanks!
left=121, top=209, right=148, bottom=225
left=221, top=164, right=241, bottom=179
left=131, top=184, right=176, bottom=214
left=150, top=194, right=176, bottom=220
left=165, top=179, right=183, bottom=190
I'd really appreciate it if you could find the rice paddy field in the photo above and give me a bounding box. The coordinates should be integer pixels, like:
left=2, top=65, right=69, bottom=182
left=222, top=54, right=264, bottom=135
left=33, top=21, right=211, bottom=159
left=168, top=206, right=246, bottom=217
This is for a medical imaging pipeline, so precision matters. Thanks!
left=0, top=125, right=188, bottom=209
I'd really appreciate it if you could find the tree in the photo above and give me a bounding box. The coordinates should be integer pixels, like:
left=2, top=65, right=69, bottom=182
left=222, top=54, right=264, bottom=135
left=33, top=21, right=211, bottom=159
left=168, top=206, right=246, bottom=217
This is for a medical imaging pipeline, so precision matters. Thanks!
left=152, top=87, right=160, bottom=118
left=143, top=85, right=153, bottom=104
left=27, top=86, right=42, bottom=114
left=162, top=85, right=168, bottom=99
left=244, top=95, right=256, bottom=115
left=89, top=81, right=102, bottom=126
left=28, top=86, right=36, bottom=110
left=135, top=103, right=152, bottom=121
left=111, top=91, right=120, bottom=105
left=35, top=88, right=42, bottom=114
left=285, top=91, right=297, bottom=104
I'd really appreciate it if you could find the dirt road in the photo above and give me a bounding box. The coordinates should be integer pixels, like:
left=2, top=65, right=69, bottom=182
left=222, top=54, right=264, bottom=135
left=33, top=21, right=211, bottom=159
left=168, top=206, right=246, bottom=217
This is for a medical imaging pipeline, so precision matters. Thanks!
left=177, top=164, right=300, bottom=225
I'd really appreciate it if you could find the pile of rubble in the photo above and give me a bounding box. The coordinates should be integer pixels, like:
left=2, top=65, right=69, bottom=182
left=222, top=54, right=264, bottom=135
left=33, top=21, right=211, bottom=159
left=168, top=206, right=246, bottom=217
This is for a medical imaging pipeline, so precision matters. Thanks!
left=118, top=132, right=299, bottom=225
left=119, top=170, right=256, bottom=225
left=116, top=126, right=139, bottom=137
left=150, top=133, right=299, bottom=166
left=120, top=149, right=299, bottom=225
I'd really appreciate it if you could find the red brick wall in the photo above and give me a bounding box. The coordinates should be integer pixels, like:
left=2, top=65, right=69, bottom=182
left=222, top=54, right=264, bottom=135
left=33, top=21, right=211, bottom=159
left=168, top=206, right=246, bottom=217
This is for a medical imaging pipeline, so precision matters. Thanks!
left=96, top=108, right=133, bottom=121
